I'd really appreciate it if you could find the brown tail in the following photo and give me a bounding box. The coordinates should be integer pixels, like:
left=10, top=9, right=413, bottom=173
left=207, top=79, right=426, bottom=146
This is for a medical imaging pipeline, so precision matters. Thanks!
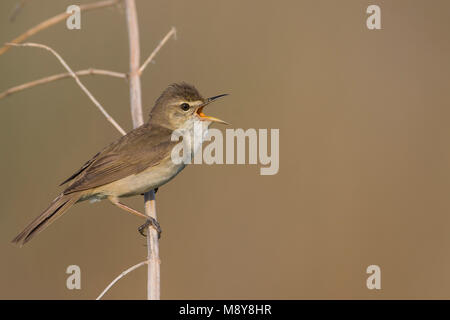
left=12, top=193, right=81, bottom=246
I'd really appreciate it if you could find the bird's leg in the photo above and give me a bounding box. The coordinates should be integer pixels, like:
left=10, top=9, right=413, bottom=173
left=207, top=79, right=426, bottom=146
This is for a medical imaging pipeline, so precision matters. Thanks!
left=108, top=196, right=162, bottom=239
left=109, top=197, right=147, bottom=219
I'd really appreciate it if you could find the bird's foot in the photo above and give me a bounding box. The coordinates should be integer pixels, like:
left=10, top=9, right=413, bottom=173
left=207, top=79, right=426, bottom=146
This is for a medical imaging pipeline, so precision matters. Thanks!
left=138, top=217, right=162, bottom=239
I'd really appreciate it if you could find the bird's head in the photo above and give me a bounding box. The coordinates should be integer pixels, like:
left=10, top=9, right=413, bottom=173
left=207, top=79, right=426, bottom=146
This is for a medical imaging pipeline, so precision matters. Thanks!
left=149, top=82, right=228, bottom=130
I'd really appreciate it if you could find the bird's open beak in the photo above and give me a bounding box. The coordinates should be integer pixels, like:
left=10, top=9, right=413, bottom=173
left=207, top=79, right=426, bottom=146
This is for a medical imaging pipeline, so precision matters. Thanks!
left=196, top=94, right=229, bottom=124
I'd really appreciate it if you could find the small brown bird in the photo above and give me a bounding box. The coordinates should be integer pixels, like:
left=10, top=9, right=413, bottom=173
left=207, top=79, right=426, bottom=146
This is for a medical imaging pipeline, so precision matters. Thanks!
left=12, top=83, right=228, bottom=246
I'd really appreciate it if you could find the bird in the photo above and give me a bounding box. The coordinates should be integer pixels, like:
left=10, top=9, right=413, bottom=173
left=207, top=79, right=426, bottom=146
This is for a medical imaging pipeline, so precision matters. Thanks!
left=12, top=82, right=228, bottom=246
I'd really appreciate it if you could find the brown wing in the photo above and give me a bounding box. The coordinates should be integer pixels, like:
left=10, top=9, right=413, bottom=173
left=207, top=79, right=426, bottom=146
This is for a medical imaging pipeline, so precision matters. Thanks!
left=62, top=123, right=176, bottom=194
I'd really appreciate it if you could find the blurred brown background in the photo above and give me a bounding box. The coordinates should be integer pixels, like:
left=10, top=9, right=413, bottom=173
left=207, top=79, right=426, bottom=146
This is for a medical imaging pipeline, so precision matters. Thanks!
left=0, top=0, right=450, bottom=299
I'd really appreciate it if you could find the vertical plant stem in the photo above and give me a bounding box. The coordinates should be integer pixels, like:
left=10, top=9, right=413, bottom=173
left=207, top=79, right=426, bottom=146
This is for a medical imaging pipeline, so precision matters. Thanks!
left=145, top=191, right=160, bottom=299
left=124, top=0, right=160, bottom=300
left=125, top=0, right=143, bottom=127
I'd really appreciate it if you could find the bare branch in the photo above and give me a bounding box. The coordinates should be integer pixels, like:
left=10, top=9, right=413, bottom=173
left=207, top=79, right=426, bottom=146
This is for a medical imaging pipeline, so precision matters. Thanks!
left=145, top=190, right=160, bottom=299
left=139, top=27, right=177, bottom=75
left=124, top=0, right=161, bottom=300
left=8, top=42, right=126, bottom=136
left=0, top=0, right=121, bottom=56
left=0, top=68, right=126, bottom=100
left=96, top=260, right=149, bottom=300
left=125, top=0, right=143, bottom=128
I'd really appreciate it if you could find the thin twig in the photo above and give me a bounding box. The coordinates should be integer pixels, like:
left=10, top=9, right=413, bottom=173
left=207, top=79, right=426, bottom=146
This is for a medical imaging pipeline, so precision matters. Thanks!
left=124, top=0, right=161, bottom=300
left=0, top=0, right=122, bottom=56
left=0, top=68, right=126, bottom=100
left=96, top=260, right=149, bottom=300
left=139, top=27, right=177, bottom=75
left=8, top=42, right=126, bottom=136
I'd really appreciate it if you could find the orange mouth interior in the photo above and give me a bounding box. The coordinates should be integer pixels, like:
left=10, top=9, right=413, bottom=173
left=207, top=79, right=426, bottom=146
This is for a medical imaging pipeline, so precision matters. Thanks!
left=196, top=106, right=206, bottom=118
left=195, top=104, right=227, bottom=124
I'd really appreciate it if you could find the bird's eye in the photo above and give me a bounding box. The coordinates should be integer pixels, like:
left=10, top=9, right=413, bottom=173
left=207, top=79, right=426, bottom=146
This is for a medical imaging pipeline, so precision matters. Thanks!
left=180, top=103, right=190, bottom=111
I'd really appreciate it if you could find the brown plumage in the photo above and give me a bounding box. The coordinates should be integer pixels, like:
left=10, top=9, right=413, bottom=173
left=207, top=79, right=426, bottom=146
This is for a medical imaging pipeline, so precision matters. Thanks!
left=12, top=194, right=80, bottom=245
left=62, top=123, right=176, bottom=194
left=12, top=83, right=228, bottom=246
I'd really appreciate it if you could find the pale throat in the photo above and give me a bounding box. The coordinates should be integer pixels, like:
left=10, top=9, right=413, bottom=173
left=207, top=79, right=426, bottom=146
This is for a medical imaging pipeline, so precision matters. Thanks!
left=173, top=115, right=210, bottom=163
left=177, top=100, right=212, bottom=156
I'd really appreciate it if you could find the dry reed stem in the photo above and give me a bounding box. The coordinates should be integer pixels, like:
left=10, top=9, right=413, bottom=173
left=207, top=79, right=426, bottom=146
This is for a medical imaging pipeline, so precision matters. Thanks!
left=0, top=0, right=121, bottom=56
left=139, top=27, right=177, bottom=75
left=0, top=68, right=126, bottom=100
left=8, top=42, right=126, bottom=135
left=124, top=0, right=161, bottom=300
left=96, top=260, right=149, bottom=300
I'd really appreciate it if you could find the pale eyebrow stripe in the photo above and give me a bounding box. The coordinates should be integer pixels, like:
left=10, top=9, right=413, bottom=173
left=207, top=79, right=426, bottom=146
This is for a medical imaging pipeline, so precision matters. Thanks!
left=174, top=100, right=203, bottom=106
